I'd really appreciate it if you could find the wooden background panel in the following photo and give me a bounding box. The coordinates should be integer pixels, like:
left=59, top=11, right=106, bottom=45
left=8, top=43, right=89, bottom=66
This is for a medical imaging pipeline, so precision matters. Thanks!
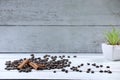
left=0, top=0, right=120, bottom=25
left=0, top=26, right=119, bottom=53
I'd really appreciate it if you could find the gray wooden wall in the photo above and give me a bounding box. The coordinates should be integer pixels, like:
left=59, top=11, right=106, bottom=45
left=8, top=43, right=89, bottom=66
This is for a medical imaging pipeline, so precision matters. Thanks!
left=0, top=0, right=120, bottom=53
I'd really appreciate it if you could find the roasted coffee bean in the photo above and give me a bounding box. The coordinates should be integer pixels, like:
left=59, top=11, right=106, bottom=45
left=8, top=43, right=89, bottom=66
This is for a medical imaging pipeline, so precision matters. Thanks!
left=108, top=70, right=112, bottom=74
left=69, top=62, right=71, bottom=64
left=99, top=70, right=103, bottom=73
left=73, top=55, right=77, bottom=58
left=87, top=63, right=90, bottom=65
left=91, top=71, right=94, bottom=73
left=65, top=70, right=68, bottom=73
left=104, top=70, right=108, bottom=73
left=76, top=69, right=79, bottom=72
left=5, top=61, right=11, bottom=65
left=53, top=71, right=56, bottom=73
left=78, top=65, right=80, bottom=68
left=92, top=63, right=96, bottom=66
left=79, top=70, right=82, bottom=72
left=106, top=66, right=110, bottom=68
left=61, top=69, right=65, bottom=72
left=62, top=55, right=65, bottom=58
left=96, top=66, right=99, bottom=68
left=87, top=68, right=91, bottom=71
left=86, top=71, right=90, bottom=73
left=31, top=54, right=34, bottom=58
left=80, top=64, right=84, bottom=66
left=68, top=56, right=70, bottom=58
left=19, top=70, right=22, bottom=72
left=100, top=65, right=103, bottom=67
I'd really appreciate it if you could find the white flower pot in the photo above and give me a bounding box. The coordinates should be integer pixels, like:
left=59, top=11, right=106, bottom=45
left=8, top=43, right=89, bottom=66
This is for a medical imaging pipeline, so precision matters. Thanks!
left=102, top=43, right=120, bottom=60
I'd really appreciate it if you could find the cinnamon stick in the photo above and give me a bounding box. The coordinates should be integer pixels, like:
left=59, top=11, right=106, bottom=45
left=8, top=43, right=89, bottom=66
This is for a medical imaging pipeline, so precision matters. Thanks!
left=17, top=59, right=29, bottom=69
left=29, top=62, right=39, bottom=70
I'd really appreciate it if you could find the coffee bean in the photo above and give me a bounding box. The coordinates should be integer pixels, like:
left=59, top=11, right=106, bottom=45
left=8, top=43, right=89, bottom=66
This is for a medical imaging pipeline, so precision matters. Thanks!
left=80, top=64, right=84, bottom=66
left=65, top=70, right=68, bottom=73
left=73, top=55, right=77, bottom=58
left=69, top=62, right=71, bottom=64
left=62, top=55, right=65, bottom=58
left=86, top=71, right=90, bottom=73
left=108, top=70, right=112, bottom=74
left=53, top=71, right=56, bottom=73
left=87, top=68, right=91, bottom=71
left=92, top=63, right=96, bottom=66
left=99, top=70, right=103, bottom=73
left=87, top=63, right=90, bottom=65
left=91, top=71, right=94, bottom=73
left=96, top=66, right=99, bottom=68
left=79, top=70, right=82, bottom=72
left=100, top=65, right=103, bottom=67
left=19, top=70, right=22, bottom=72
left=61, top=69, right=65, bottom=72
left=5, top=61, right=11, bottom=65
left=68, top=56, right=70, bottom=58
left=78, top=65, right=80, bottom=68
left=106, top=66, right=110, bottom=68
left=104, top=70, right=108, bottom=73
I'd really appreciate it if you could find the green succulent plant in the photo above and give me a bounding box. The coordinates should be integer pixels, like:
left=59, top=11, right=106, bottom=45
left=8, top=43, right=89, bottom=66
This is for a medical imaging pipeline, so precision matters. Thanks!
left=105, top=28, right=120, bottom=45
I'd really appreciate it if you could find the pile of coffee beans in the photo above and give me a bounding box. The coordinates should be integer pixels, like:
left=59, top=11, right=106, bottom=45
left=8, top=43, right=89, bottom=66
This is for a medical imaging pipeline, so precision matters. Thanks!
left=5, top=54, right=112, bottom=74
left=5, top=54, right=72, bottom=73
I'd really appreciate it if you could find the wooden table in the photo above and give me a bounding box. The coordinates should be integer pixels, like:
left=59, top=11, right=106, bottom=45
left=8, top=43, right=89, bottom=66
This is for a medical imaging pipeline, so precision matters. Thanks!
left=0, top=53, right=120, bottom=80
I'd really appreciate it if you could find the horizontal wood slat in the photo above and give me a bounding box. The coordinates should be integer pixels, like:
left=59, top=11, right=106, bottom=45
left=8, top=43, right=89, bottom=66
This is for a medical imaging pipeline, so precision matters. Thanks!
left=0, top=0, right=120, bottom=25
left=0, top=26, right=119, bottom=52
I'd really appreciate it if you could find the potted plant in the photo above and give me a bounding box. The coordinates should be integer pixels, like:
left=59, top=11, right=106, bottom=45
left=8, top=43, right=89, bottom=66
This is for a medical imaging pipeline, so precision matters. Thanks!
left=102, top=28, right=120, bottom=60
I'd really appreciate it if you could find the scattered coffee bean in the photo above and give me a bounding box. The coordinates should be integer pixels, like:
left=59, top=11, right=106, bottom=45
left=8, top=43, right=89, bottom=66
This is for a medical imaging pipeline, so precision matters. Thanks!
left=73, top=55, right=77, bottom=58
left=78, top=65, right=80, bottom=68
left=87, top=63, right=90, bottom=65
left=99, top=70, right=103, bottom=73
left=53, top=71, right=56, bottom=73
left=92, top=63, right=96, bottom=66
left=87, top=68, right=91, bottom=71
left=91, top=71, right=94, bottom=73
left=86, top=71, right=90, bottom=73
left=108, top=70, right=112, bottom=74
left=100, top=65, right=103, bottom=67
left=65, top=70, right=68, bottom=73
left=104, top=70, right=108, bottom=73
left=68, top=56, right=70, bottom=58
left=106, top=66, right=110, bottom=68
left=79, top=70, right=82, bottom=72
left=96, top=66, right=99, bottom=68
left=80, top=64, right=84, bottom=66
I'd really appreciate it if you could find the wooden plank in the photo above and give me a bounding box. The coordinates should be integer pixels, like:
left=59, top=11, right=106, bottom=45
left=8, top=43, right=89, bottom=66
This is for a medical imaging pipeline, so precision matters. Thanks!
left=0, top=53, right=120, bottom=79
left=0, top=0, right=120, bottom=25
left=0, top=26, right=120, bottom=53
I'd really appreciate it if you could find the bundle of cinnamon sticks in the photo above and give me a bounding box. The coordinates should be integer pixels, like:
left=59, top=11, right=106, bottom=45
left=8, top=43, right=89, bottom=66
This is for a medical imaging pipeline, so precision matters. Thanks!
left=17, top=59, right=45, bottom=70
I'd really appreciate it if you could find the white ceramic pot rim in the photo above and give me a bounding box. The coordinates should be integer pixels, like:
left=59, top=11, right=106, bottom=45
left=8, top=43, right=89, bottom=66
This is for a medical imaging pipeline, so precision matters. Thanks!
left=102, top=43, right=120, bottom=47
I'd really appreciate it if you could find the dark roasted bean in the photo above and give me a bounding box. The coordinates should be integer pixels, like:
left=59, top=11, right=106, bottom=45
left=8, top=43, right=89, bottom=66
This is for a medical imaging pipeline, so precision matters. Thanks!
left=100, top=65, right=103, bottom=67
left=91, top=71, right=94, bottom=73
left=73, top=55, right=77, bottom=58
left=108, top=70, right=112, bottom=74
left=87, top=63, right=90, bottom=65
left=99, top=70, right=103, bottom=73
left=80, top=64, right=84, bottom=66
left=53, top=71, right=56, bottom=73
left=68, top=56, right=70, bottom=58
left=106, top=66, right=110, bottom=68
left=96, top=66, right=99, bottom=68
left=65, top=70, right=68, bottom=73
